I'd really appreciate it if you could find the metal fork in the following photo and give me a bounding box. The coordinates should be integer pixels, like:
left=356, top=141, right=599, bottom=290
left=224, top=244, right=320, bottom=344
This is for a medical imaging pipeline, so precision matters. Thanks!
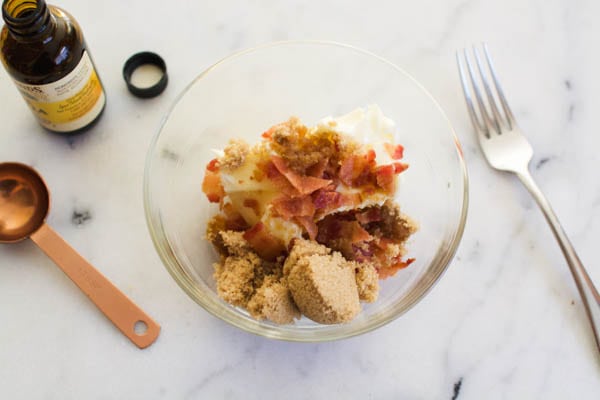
left=457, top=44, right=600, bottom=353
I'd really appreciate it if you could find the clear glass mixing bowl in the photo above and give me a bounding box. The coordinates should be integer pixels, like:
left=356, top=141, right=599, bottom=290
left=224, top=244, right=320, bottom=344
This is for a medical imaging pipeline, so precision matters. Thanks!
left=144, top=41, right=468, bottom=341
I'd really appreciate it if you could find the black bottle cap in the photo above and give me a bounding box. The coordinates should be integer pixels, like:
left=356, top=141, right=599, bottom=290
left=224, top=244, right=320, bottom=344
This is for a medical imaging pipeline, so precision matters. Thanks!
left=123, top=52, right=168, bottom=98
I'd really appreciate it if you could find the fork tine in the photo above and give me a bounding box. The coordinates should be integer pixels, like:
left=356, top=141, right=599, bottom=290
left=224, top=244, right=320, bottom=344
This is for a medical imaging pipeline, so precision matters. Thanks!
left=473, top=46, right=503, bottom=133
left=482, top=43, right=516, bottom=129
left=463, top=48, right=496, bottom=138
left=456, top=51, right=486, bottom=137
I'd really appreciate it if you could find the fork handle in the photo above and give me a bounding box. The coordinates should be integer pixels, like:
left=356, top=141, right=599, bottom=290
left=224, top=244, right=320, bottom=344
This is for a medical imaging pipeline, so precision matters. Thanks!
left=517, top=169, right=600, bottom=352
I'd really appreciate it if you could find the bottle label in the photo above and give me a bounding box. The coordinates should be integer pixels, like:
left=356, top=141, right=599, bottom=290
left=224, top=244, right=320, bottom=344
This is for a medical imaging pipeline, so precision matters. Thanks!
left=13, top=51, right=105, bottom=132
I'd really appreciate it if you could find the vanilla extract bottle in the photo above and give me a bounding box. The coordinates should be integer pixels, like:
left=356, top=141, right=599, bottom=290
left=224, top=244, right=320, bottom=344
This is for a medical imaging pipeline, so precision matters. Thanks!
left=1, top=0, right=106, bottom=134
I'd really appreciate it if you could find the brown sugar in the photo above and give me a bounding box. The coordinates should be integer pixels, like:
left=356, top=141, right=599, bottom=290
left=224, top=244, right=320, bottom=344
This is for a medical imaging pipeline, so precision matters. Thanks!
left=218, top=139, right=249, bottom=171
left=212, top=230, right=299, bottom=324
left=355, top=262, right=379, bottom=303
left=247, top=276, right=300, bottom=324
left=283, top=238, right=330, bottom=277
left=286, top=241, right=361, bottom=324
left=213, top=252, right=260, bottom=308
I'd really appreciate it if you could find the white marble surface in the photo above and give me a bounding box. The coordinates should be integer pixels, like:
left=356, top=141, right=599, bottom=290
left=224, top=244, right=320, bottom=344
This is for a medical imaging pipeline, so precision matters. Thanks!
left=1, top=0, right=600, bottom=398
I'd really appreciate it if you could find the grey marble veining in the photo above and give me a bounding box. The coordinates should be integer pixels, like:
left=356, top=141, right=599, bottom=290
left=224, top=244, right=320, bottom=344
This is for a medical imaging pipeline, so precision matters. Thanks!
left=1, top=0, right=600, bottom=399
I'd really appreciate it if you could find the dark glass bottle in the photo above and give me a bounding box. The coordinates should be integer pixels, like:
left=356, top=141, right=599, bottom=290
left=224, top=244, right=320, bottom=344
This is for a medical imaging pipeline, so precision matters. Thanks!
left=0, top=0, right=105, bottom=134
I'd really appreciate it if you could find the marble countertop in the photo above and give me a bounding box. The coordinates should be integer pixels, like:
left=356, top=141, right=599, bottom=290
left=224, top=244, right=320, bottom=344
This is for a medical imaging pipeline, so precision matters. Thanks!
left=2, top=0, right=600, bottom=398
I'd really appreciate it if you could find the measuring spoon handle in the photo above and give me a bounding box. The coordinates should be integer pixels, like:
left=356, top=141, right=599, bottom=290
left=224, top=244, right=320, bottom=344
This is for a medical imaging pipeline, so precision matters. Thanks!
left=30, top=224, right=160, bottom=348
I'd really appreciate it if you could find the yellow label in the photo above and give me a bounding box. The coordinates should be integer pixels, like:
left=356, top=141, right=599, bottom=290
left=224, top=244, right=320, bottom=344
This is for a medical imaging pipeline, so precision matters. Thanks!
left=14, top=51, right=105, bottom=132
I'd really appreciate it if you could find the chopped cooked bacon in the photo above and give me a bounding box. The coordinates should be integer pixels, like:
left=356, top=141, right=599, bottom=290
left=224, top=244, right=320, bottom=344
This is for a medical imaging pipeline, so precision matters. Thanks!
left=317, top=218, right=371, bottom=244
left=272, top=195, right=315, bottom=220
left=338, top=192, right=361, bottom=208
left=313, top=189, right=341, bottom=210
left=339, top=150, right=377, bottom=187
left=271, top=156, right=331, bottom=195
left=202, top=170, right=224, bottom=203
left=243, top=222, right=286, bottom=260
left=384, top=143, right=405, bottom=160
left=378, top=258, right=415, bottom=279
left=355, top=208, right=382, bottom=225
left=393, top=162, right=409, bottom=174
left=375, top=164, right=396, bottom=193
left=263, top=160, right=300, bottom=197
left=206, top=158, right=219, bottom=172
left=295, top=216, right=318, bottom=240
left=348, top=221, right=372, bottom=243
left=339, top=156, right=355, bottom=186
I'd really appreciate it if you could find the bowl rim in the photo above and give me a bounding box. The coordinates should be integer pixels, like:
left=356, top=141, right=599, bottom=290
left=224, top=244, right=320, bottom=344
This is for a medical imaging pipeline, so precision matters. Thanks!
left=143, top=40, right=469, bottom=342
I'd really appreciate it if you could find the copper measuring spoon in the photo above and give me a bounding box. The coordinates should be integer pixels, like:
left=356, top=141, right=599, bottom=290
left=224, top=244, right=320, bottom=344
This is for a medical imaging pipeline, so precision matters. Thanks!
left=0, top=162, right=160, bottom=348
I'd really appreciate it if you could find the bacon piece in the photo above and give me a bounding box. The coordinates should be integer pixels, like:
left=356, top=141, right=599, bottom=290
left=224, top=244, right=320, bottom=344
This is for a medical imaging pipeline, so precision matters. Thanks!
left=375, top=164, right=396, bottom=193
left=263, top=160, right=300, bottom=197
left=347, top=221, right=372, bottom=243
left=393, top=162, right=409, bottom=174
left=243, top=222, right=286, bottom=261
left=271, top=156, right=331, bottom=195
left=313, top=189, right=341, bottom=210
left=338, top=192, right=361, bottom=208
left=317, top=218, right=371, bottom=244
left=384, top=143, right=405, bottom=160
left=339, top=150, right=377, bottom=187
left=355, top=208, right=382, bottom=225
left=378, top=258, right=415, bottom=279
left=206, top=158, right=219, bottom=172
left=272, top=195, right=315, bottom=220
left=202, top=170, right=224, bottom=203
left=295, top=216, right=318, bottom=240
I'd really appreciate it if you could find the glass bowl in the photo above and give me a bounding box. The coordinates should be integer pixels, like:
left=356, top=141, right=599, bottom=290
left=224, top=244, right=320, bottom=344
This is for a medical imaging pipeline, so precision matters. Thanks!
left=144, top=41, right=468, bottom=341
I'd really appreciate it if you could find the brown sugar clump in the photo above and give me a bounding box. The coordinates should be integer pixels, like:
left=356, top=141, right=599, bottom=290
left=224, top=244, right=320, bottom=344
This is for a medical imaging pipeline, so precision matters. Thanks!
left=218, top=139, right=249, bottom=171
left=219, top=230, right=251, bottom=257
left=283, top=238, right=330, bottom=277
left=247, top=276, right=300, bottom=324
left=212, top=230, right=300, bottom=324
left=213, top=251, right=261, bottom=308
left=355, top=262, right=379, bottom=303
left=378, top=200, right=419, bottom=243
left=287, top=245, right=361, bottom=324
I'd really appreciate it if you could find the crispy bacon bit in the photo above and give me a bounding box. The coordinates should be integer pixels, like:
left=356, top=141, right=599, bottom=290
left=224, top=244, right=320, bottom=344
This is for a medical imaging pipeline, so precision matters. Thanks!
left=375, top=164, right=396, bottom=193
left=384, top=143, right=405, bottom=160
left=313, top=189, right=341, bottom=210
left=243, top=222, right=286, bottom=261
left=295, top=216, right=318, bottom=240
left=202, top=170, right=224, bottom=203
left=272, top=195, right=315, bottom=220
left=355, top=208, right=382, bottom=225
left=317, top=218, right=371, bottom=244
left=378, top=258, right=415, bottom=279
left=271, top=156, right=331, bottom=195
left=206, top=158, right=219, bottom=172
left=393, top=162, right=409, bottom=174
left=339, top=151, right=377, bottom=187
left=263, top=160, right=300, bottom=197
left=338, top=192, right=362, bottom=208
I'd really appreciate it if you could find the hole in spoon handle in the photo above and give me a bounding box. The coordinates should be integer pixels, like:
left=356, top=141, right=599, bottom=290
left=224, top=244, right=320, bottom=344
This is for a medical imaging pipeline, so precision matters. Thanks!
left=30, top=223, right=161, bottom=348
